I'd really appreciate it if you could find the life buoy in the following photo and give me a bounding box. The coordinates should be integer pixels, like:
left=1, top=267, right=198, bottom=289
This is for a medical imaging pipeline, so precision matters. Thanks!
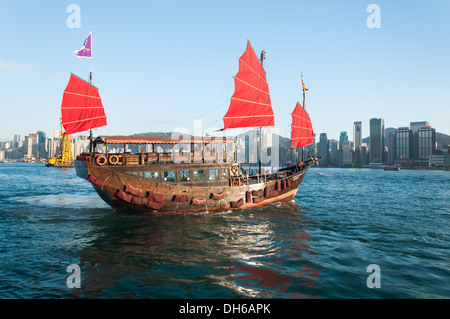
left=231, top=166, right=239, bottom=175
left=117, top=154, right=124, bottom=165
left=108, top=155, right=119, bottom=165
left=232, top=178, right=239, bottom=187
left=96, top=155, right=107, bottom=166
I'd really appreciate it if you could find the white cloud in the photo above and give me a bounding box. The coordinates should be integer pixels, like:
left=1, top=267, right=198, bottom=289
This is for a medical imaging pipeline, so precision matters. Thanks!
left=0, top=60, right=38, bottom=72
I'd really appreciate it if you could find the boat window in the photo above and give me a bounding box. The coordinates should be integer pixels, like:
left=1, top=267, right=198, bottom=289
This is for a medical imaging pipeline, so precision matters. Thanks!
left=178, top=170, right=190, bottom=182
left=163, top=171, right=175, bottom=182
left=129, top=171, right=142, bottom=178
left=193, top=169, right=206, bottom=181
left=208, top=169, right=219, bottom=181
left=221, top=168, right=229, bottom=180
left=144, top=171, right=159, bottom=180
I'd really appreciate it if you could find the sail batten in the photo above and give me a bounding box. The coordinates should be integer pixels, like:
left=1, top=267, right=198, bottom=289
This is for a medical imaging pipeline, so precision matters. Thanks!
left=222, top=41, right=274, bottom=130
left=237, top=57, right=269, bottom=84
left=291, top=102, right=314, bottom=149
left=61, top=73, right=107, bottom=135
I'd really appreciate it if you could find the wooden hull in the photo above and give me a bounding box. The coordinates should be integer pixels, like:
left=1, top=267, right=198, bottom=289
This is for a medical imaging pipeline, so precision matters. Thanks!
left=75, top=160, right=310, bottom=214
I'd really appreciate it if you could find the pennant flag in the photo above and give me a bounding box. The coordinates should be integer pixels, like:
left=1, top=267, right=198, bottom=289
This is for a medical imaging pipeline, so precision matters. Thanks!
left=74, top=32, right=93, bottom=58
left=301, top=73, right=309, bottom=93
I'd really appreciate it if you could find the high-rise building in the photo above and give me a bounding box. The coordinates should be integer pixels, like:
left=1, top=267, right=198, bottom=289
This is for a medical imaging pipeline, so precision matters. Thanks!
left=339, top=131, right=348, bottom=148
left=305, top=133, right=316, bottom=158
left=36, top=131, right=47, bottom=159
left=369, top=118, right=385, bottom=163
left=417, top=126, right=436, bottom=161
left=387, top=132, right=396, bottom=164
left=13, top=134, right=20, bottom=148
left=24, top=133, right=39, bottom=160
left=353, top=121, right=362, bottom=150
left=331, top=141, right=339, bottom=166
left=395, top=127, right=412, bottom=163
left=317, top=133, right=329, bottom=165
left=410, top=121, right=429, bottom=160
left=410, top=121, right=429, bottom=133
left=342, top=143, right=352, bottom=164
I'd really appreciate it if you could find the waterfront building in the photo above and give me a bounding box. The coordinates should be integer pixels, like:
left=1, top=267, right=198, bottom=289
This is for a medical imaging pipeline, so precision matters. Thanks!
left=37, top=131, right=47, bottom=159
left=305, top=133, right=316, bottom=158
left=331, top=141, right=339, bottom=166
left=317, top=133, right=329, bottom=165
left=342, top=142, right=352, bottom=164
left=417, top=126, right=436, bottom=161
left=410, top=121, right=428, bottom=160
left=24, top=133, right=39, bottom=161
left=429, top=153, right=450, bottom=167
left=387, top=132, right=396, bottom=164
left=395, top=127, right=413, bottom=164
left=370, top=118, right=385, bottom=163
left=355, top=144, right=369, bottom=165
left=47, top=137, right=60, bottom=159
left=353, top=121, right=362, bottom=150
left=13, top=134, right=20, bottom=148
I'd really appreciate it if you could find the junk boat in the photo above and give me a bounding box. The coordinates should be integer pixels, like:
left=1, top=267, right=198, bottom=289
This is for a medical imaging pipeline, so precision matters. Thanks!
left=68, top=41, right=317, bottom=214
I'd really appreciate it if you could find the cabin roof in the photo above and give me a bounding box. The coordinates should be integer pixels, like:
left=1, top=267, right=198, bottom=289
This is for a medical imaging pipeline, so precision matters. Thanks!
left=94, top=135, right=235, bottom=145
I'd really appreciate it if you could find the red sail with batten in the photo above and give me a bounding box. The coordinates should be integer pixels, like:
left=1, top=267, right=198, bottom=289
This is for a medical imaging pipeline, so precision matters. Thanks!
left=222, top=41, right=274, bottom=130
left=291, top=102, right=314, bottom=149
left=61, top=73, right=107, bottom=135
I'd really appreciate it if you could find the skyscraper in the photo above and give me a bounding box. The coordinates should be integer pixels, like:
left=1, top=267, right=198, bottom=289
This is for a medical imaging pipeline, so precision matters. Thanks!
left=395, top=127, right=412, bottom=162
left=37, top=131, right=47, bottom=159
left=339, top=131, right=348, bottom=149
left=409, top=121, right=435, bottom=163
left=370, top=118, right=385, bottom=163
left=317, top=133, right=329, bottom=165
left=410, top=121, right=429, bottom=133
left=417, top=126, right=436, bottom=161
left=353, top=121, right=362, bottom=150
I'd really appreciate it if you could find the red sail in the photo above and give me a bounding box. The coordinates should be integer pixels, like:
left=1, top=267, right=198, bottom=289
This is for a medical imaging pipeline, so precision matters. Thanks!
left=61, top=73, right=107, bottom=135
left=222, top=41, right=274, bottom=130
left=291, top=102, right=314, bottom=149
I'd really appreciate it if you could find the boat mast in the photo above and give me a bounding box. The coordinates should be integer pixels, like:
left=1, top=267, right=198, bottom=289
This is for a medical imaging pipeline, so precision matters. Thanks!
left=301, top=73, right=306, bottom=163
left=89, top=71, right=94, bottom=156
left=259, top=49, right=266, bottom=175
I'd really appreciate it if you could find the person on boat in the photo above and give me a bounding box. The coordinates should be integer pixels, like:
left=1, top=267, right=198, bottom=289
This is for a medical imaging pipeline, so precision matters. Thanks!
left=297, top=161, right=303, bottom=171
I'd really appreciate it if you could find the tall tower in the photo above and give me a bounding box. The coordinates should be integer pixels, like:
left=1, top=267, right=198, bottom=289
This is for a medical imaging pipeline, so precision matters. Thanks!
left=370, top=118, right=385, bottom=163
left=317, top=133, right=329, bottom=165
left=353, top=121, right=362, bottom=150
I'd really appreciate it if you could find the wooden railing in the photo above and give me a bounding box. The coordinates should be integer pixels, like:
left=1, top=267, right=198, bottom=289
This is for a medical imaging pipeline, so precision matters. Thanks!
left=94, top=151, right=235, bottom=166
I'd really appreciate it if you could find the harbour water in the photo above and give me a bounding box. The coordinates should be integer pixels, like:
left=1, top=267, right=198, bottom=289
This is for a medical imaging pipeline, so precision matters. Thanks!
left=0, top=163, right=448, bottom=299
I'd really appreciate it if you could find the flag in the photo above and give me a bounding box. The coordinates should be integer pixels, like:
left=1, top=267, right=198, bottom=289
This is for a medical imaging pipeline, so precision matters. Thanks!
left=74, top=32, right=92, bottom=58
left=301, top=73, right=309, bottom=93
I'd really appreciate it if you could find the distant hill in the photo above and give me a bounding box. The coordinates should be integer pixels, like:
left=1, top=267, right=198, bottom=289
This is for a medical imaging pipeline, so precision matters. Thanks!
left=132, top=132, right=174, bottom=137
left=436, top=133, right=450, bottom=148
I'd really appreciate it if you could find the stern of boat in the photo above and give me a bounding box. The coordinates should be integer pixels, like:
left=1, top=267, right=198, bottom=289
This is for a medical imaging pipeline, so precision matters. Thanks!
left=75, top=158, right=89, bottom=179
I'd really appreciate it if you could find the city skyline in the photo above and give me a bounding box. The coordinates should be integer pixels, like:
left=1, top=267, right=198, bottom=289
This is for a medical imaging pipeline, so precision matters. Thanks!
left=1, top=1, right=449, bottom=141
left=2, top=116, right=448, bottom=146
left=1, top=116, right=448, bottom=168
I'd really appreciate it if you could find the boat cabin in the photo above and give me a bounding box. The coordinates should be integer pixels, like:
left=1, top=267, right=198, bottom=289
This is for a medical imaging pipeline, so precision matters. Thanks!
left=77, top=135, right=302, bottom=187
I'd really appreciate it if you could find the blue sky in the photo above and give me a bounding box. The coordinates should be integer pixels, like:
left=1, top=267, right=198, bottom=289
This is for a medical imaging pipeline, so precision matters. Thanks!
left=0, top=0, right=449, bottom=142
